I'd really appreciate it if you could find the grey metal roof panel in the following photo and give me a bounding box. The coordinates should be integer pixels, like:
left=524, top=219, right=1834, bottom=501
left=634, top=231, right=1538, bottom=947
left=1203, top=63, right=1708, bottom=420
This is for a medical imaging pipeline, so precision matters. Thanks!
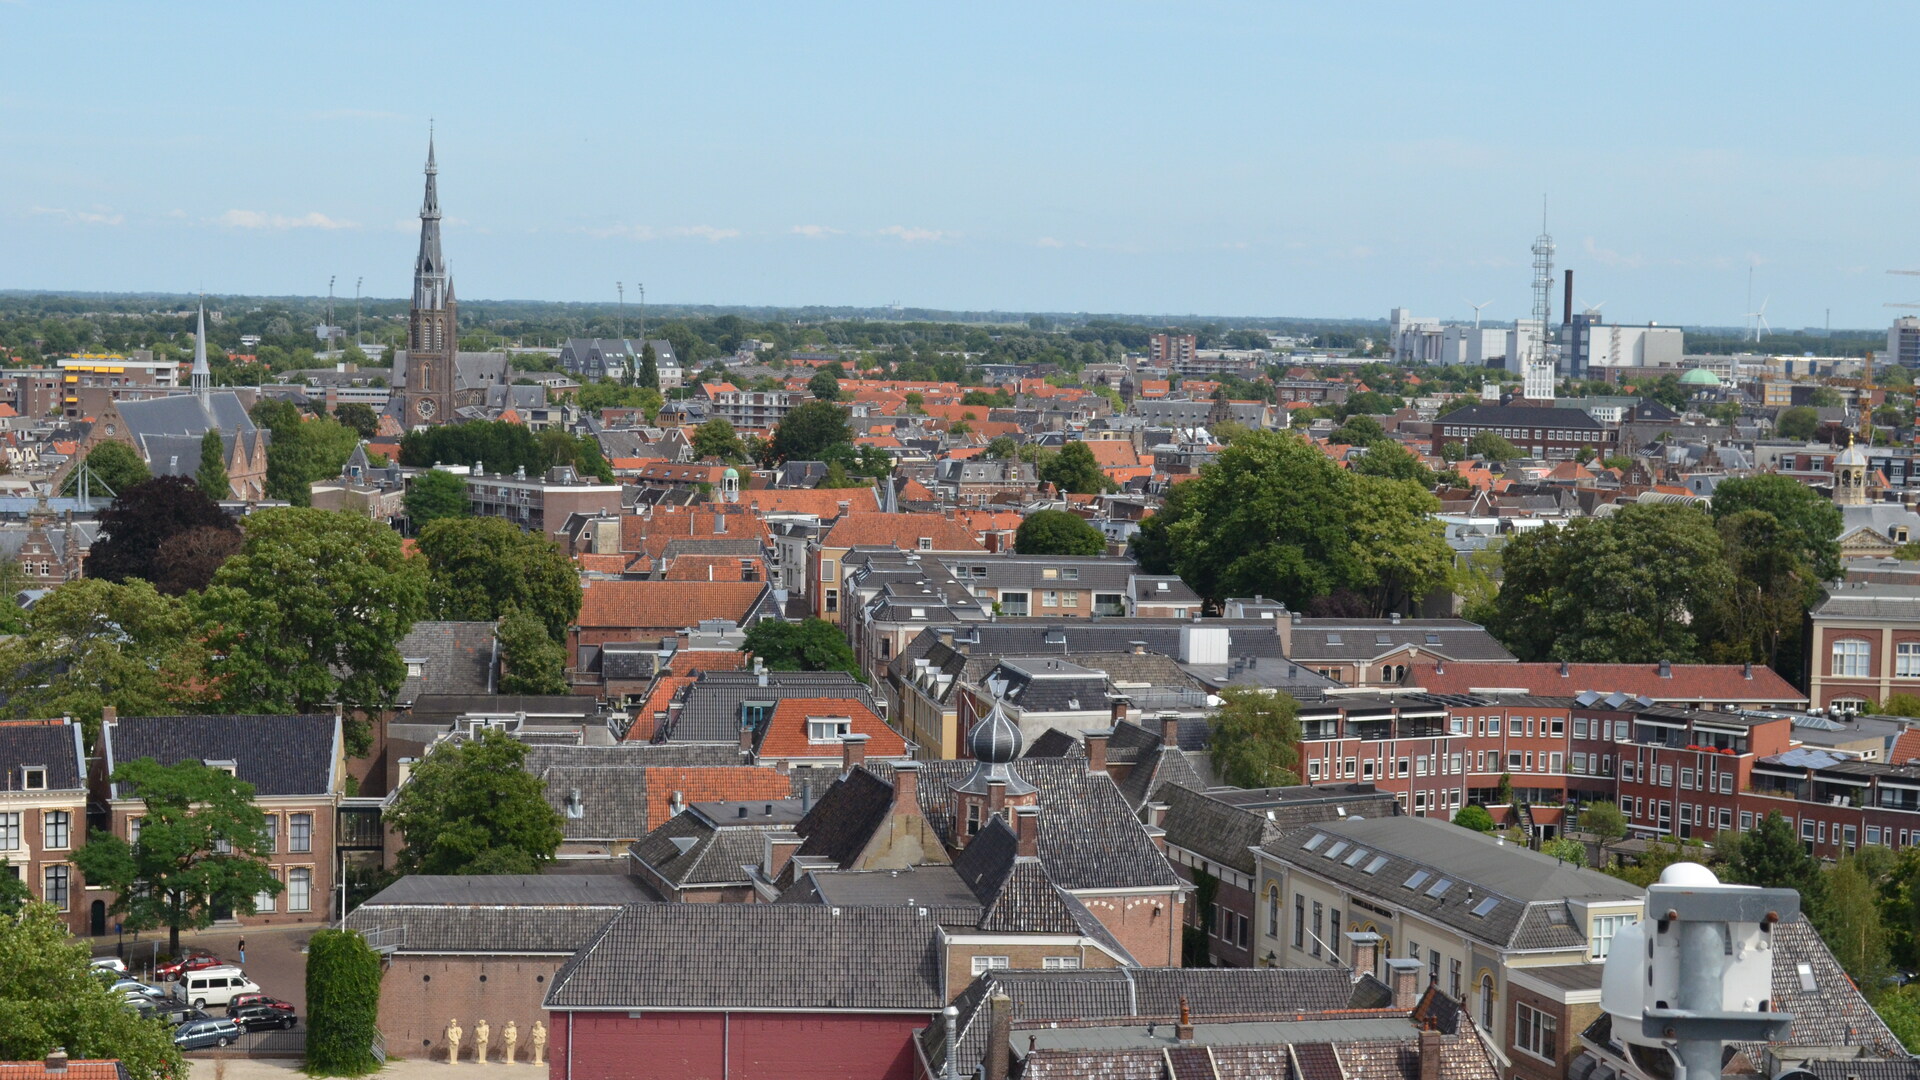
left=356, top=873, right=654, bottom=907
left=543, top=902, right=946, bottom=1011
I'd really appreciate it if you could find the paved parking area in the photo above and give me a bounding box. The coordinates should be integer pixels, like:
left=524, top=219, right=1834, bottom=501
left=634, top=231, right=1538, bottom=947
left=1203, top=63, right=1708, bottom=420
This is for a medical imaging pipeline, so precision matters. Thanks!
left=94, top=924, right=318, bottom=1055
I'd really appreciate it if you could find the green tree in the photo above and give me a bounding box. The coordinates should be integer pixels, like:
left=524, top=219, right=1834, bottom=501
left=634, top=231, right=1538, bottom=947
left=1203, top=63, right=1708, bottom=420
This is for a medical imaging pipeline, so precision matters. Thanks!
left=1485, top=503, right=1735, bottom=662
left=1721, top=810, right=1824, bottom=898
left=72, top=758, right=281, bottom=955
left=305, top=929, right=384, bottom=1076
left=497, top=607, right=567, bottom=695
left=692, top=418, right=747, bottom=462
left=809, top=368, right=842, bottom=401
left=1817, top=854, right=1888, bottom=986
left=1040, top=441, right=1110, bottom=494
left=0, top=858, right=29, bottom=913
left=986, top=436, right=1018, bottom=459
left=1209, top=687, right=1302, bottom=788
left=195, top=508, right=427, bottom=719
left=332, top=402, right=379, bottom=439
left=0, top=902, right=183, bottom=1079
left=741, top=618, right=862, bottom=678
left=86, top=476, right=240, bottom=593
left=387, top=730, right=564, bottom=875
left=1541, top=837, right=1588, bottom=867
left=1709, top=473, right=1844, bottom=581
left=1350, top=440, right=1432, bottom=484
left=1777, top=406, right=1820, bottom=440
left=1807, top=386, right=1843, bottom=408
left=1452, top=805, right=1496, bottom=833
left=196, top=429, right=229, bottom=500
left=1328, top=414, right=1386, bottom=446
left=1345, top=475, right=1452, bottom=617
left=1604, top=838, right=1697, bottom=888
left=1876, top=693, right=1920, bottom=718
left=415, top=517, right=582, bottom=644
left=1704, top=508, right=1824, bottom=682
left=637, top=342, right=660, bottom=391
left=403, top=469, right=469, bottom=527
left=1014, top=509, right=1107, bottom=556
left=1465, top=431, right=1520, bottom=460
left=62, top=441, right=150, bottom=497
left=0, top=578, right=205, bottom=743
left=1581, top=800, right=1628, bottom=843
left=253, top=403, right=359, bottom=506
left=1877, top=986, right=1920, bottom=1054
left=768, top=401, right=852, bottom=462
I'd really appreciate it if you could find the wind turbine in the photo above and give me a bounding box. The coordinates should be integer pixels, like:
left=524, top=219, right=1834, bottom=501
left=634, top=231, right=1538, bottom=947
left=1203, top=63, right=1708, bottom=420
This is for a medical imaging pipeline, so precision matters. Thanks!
left=1746, top=298, right=1771, bottom=342
left=1583, top=300, right=1608, bottom=318
left=1466, top=300, right=1491, bottom=329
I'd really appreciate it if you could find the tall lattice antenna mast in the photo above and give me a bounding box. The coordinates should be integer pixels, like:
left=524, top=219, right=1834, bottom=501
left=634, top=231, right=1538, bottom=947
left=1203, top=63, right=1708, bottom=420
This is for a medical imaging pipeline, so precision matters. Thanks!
left=1530, top=198, right=1555, bottom=336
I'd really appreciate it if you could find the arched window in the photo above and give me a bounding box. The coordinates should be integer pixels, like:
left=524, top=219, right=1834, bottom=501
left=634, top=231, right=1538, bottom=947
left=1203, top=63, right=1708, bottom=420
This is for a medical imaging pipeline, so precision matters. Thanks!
left=1479, top=974, right=1495, bottom=1030
left=1267, top=885, right=1280, bottom=939
left=1831, top=638, right=1870, bottom=678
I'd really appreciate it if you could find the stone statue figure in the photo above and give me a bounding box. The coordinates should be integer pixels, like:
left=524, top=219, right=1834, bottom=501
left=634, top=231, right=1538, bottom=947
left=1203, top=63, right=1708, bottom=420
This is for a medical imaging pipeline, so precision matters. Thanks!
left=473, top=1019, right=490, bottom=1064
left=444, top=1019, right=462, bottom=1064
left=502, top=1021, right=518, bottom=1064
left=530, top=1020, right=548, bottom=1066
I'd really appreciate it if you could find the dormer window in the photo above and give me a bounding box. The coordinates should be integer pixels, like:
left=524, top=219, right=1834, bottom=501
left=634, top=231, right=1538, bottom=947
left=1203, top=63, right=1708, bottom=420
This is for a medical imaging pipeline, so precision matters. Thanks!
left=807, top=717, right=852, bottom=744
left=21, top=767, right=45, bottom=791
left=565, top=788, right=585, bottom=819
left=405, top=658, right=426, bottom=678
left=203, top=760, right=237, bottom=778
left=918, top=538, right=933, bottom=551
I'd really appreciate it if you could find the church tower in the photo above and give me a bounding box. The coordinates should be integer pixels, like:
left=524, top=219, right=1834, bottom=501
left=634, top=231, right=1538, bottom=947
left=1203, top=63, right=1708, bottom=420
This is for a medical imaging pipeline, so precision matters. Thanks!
left=1833, top=435, right=1869, bottom=507
left=403, top=135, right=456, bottom=426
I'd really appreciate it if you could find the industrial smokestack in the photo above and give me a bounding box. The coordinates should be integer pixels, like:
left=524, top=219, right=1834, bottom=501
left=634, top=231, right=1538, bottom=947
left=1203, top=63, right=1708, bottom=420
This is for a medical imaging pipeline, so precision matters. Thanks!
left=1563, top=269, right=1574, bottom=326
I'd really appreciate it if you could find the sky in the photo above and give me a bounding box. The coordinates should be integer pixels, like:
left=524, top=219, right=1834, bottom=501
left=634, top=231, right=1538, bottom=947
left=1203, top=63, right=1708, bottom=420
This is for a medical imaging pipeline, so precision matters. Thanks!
left=3, top=2, right=1916, bottom=328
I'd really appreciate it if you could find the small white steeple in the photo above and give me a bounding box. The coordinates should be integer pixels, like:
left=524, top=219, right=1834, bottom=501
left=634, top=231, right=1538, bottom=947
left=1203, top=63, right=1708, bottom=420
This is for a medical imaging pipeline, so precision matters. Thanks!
left=192, top=300, right=212, bottom=406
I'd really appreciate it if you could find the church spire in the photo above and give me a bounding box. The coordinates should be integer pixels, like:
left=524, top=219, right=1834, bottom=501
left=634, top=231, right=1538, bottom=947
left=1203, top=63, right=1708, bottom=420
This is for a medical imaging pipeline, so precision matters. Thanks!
left=192, top=300, right=211, bottom=405
left=413, top=131, right=449, bottom=311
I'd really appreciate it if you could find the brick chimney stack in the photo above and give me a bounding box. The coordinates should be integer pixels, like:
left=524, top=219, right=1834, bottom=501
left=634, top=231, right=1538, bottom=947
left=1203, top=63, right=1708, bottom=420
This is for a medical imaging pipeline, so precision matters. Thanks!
left=1346, top=931, right=1381, bottom=980
left=892, top=760, right=920, bottom=813
left=739, top=724, right=755, bottom=754
left=1085, top=728, right=1111, bottom=775
left=986, top=992, right=1013, bottom=1080
left=987, top=778, right=1006, bottom=818
left=1015, top=805, right=1039, bottom=858
left=1160, top=714, right=1180, bottom=747
left=1386, top=958, right=1422, bottom=1010
left=841, top=733, right=869, bottom=773
left=43, top=1049, right=67, bottom=1075
left=1175, top=996, right=1194, bottom=1043
left=1418, top=1027, right=1443, bottom=1080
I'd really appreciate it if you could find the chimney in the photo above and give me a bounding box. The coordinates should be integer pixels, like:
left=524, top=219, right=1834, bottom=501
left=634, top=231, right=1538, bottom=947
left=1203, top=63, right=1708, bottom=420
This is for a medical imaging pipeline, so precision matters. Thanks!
left=892, top=760, right=920, bottom=812
left=841, top=733, right=870, bottom=772
left=1559, top=660, right=1569, bottom=677
left=44, top=1049, right=67, bottom=1074
left=1743, top=661, right=1753, bottom=679
left=670, top=790, right=684, bottom=814
left=1160, top=714, right=1181, bottom=747
left=1346, top=931, right=1381, bottom=979
left=987, top=778, right=1007, bottom=818
left=1014, top=805, right=1039, bottom=857
left=1086, top=728, right=1111, bottom=775
left=1658, top=658, right=1672, bottom=678
left=1146, top=801, right=1171, bottom=829
left=1110, top=697, right=1129, bottom=727
left=765, top=831, right=801, bottom=879
left=1390, top=612, right=1401, bottom=625
left=1175, top=997, right=1194, bottom=1043
left=1563, top=269, right=1574, bottom=327
left=985, top=992, right=1013, bottom=1080
left=1419, top=1028, right=1444, bottom=1080
left=1386, top=958, right=1422, bottom=1009
left=100, top=705, right=116, bottom=728
left=739, top=724, right=755, bottom=754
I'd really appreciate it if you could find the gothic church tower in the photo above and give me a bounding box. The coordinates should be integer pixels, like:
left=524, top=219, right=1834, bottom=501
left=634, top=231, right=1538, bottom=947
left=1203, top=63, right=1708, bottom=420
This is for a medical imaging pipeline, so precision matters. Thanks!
left=404, top=135, right=456, bottom=426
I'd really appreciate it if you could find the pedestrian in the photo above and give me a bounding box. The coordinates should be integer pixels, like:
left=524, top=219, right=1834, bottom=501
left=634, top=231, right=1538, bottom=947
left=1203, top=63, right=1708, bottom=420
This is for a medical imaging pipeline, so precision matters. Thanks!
left=237, top=937, right=245, bottom=965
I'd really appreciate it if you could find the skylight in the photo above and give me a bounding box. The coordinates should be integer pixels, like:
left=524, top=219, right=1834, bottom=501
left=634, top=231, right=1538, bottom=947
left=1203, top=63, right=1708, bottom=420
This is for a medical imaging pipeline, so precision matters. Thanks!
left=1796, top=963, right=1816, bottom=992
left=1404, top=870, right=1430, bottom=890
left=1343, top=848, right=1369, bottom=867
left=1303, top=834, right=1327, bottom=852
left=1470, top=897, right=1499, bottom=918
left=1425, top=879, right=1452, bottom=899
left=1324, top=841, right=1349, bottom=860
left=1363, top=856, right=1388, bottom=875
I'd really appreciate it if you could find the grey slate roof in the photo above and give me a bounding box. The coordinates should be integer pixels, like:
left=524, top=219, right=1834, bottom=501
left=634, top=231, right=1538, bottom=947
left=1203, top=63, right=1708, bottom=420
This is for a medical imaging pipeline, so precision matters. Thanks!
left=778, top=864, right=984, bottom=927
left=395, top=621, right=497, bottom=705
left=543, top=902, right=946, bottom=1011
left=106, top=715, right=338, bottom=798
left=1155, top=783, right=1285, bottom=874
left=0, top=719, right=85, bottom=791
left=665, top=670, right=879, bottom=743
left=895, top=619, right=1289, bottom=672
left=1438, top=403, right=1605, bottom=430
left=523, top=743, right=752, bottom=842
left=344, top=874, right=655, bottom=954
left=987, top=658, right=1112, bottom=713
left=1260, top=816, right=1642, bottom=952
left=1287, top=619, right=1516, bottom=663
left=628, top=811, right=779, bottom=888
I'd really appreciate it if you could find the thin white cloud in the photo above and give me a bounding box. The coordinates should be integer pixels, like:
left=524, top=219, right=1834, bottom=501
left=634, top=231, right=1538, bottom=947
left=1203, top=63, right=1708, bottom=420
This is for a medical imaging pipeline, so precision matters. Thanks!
left=879, top=225, right=950, bottom=243
left=218, top=209, right=357, bottom=230
left=584, top=224, right=739, bottom=242
left=669, top=225, right=740, bottom=242
left=1035, top=236, right=1065, bottom=248
left=32, top=206, right=124, bottom=226
left=791, top=224, right=842, bottom=238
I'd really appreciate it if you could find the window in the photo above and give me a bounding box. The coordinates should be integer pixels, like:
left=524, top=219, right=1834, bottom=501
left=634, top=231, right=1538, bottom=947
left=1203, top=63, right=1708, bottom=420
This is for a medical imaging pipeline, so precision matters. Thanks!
left=42, top=811, right=68, bottom=850
left=1900, top=642, right=1920, bottom=678
left=825, top=589, right=839, bottom=614
left=1450, top=958, right=1462, bottom=999
left=1429, top=948, right=1441, bottom=985
left=1832, top=639, right=1871, bottom=678
left=1042, top=590, right=1058, bottom=608
left=820, top=559, right=837, bottom=583
left=1489, top=718, right=1502, bottom=736
left=1515, top=1002, right=1559, bottom=1063
left=1311, top=902, right=1324, bottom=958
left=42, top=865, right=68, bottom=911
left=254, top=872, right=277, bottom=914
left=1573, top=718, right=1588, bottom=739
left=0, top=813, right=18, bottom=851
left=1681, top=768, right=1694, bottom=790
left=288, top=867, right=311, bottom=912
left=967, top=802, right=981, bottom=836
left=1480, top=975, right=1494, bottom=1029
left=806, top=717, right=852, bottom=743
left=1042, top=956, right=1080, bottom=970
left=289, top=814, right=312, bottom=854
left=21, top=767, right=45, bottom=791
left=1267, top=886, right=1280, bottom=938
left=971, top=955, right=1011, bottom=975
left=917, top=538, right=933, bottom=552
left=1659, top=765, right=1673, bottom=787
left=1294, top=895, right=1305, bottom=948
left=1590, top=914, right=1632, bottom=959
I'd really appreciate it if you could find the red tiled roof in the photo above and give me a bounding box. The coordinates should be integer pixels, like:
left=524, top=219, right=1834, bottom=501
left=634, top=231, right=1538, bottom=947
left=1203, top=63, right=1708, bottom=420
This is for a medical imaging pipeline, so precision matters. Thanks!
left=577, top=580, right=766, bottom=632
left=1891, top=727, right=1920, bottom=766
left=822, top=513, right=986, bottom=552
left=625, top=675, right=695, bottom=740
left=1081, top=441, right=1140, bottom=468
left=736, top=487, right=879, bottom=517
left=756, top=698, right=906, bottom=759
left=642, top=766, right=791, bottom=828
left=1407, top=662, right=1808, bottom=704
left=0, top=1063, right=128, bottom=1080
left=576, top=553, right=629, bottom=574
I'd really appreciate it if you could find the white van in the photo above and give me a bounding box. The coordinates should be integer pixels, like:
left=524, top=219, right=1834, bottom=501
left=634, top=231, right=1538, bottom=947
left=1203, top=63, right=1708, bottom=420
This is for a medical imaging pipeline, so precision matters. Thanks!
left=172, top=966, right=261, bottom=1009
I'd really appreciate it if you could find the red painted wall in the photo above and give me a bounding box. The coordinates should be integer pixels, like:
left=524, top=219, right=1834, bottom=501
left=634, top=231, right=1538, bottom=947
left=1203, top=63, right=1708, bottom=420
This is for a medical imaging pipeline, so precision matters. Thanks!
left=548, top=1009, right=929, bottom=1080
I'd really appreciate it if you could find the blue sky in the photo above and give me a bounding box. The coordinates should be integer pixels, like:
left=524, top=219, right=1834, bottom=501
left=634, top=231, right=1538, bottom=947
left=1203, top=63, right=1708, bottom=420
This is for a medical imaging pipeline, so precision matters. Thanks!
left=3, top=2, right=1914, bottom=327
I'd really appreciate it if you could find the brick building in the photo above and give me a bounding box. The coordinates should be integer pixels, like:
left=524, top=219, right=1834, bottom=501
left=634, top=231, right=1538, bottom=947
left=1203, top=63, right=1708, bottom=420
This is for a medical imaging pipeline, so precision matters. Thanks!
left=464, top=465, right=623, bottom=543
left=0, top=719, right=90, bottom=935
left=1806, top=581, right=1920, bottom=710
left=1430, top=403, right=1614, bottom=460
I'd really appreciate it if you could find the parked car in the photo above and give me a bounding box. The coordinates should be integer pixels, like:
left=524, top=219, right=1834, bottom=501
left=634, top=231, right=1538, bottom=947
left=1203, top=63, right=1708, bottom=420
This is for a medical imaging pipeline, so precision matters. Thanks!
left=133, top=998, right=210, bottom=1024
left=231, top=1001, right=297, bottom=1032
left=226, top=993, right=294, bottom=1017
left=90, top=957, right=127, bottom=975
left=171, top=966, right=260, bottom=1009
left=155, top=951, right=224, bottom=981
left=172, top=1018, right=243, bottom=1050
left=110, top=979, right=166, bottom=999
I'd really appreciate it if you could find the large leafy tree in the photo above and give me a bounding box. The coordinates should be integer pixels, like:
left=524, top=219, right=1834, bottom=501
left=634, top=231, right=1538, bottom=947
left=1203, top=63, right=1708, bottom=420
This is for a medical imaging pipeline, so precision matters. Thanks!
left=497, top=608, right=567, bottom=694
left=1777, top=406, right=1819, bottom=440
left=741, top=618, right=862, bottom=678
left=414, top=516, right=581, bottom=644
left=306, top=929, right=384, bottom=1077
left=1485, top=503, right=1734, bottom=662
left=87, top=476, right=240, bottom=593
left=62, top=441, right=150, bottom=497
left=1349, top=440, right=1433, bottom=485
left=1816, top=854, right=1888, bottom=987
left=332, top=402, right=379, bottom=439
left=808, top=368, right=841, bottom=401
left=636, top=342, right=660, bottom=391
left=1465, top=431, right=1520, bottom=460
left=195, top=507, right=426, bottom=716
left=196, top=429, right=229, bottom=500
left=0, top=578, right=205, bottom=744
left=1040, top=441, right=1110, bottom=494
left=692, top=418, right=747, bottom=462
left=1701, top=509, right=1823, bottom=683
left=387, top=730, right=564, bottom=875
left=252, top=401, right=359, bottom=506
left=1015, top=509, right=1107, bottom=556
left=1209, top=687, right=1301, bottom=789
left=72, top=758, right=281, bottom=955
left=0, top=902, right=183, bottom=1079
left=1344, top=475, right=1452, bottom=619
left=768, top=401, right=852, bottom=462
left=1709, top=473, right=1843, bottom=581
left=1720, top=810, right=1824, bottom=898
left=403, top=468, right=469, bottom=527
left=1580, top=800, right=1628, bottom=843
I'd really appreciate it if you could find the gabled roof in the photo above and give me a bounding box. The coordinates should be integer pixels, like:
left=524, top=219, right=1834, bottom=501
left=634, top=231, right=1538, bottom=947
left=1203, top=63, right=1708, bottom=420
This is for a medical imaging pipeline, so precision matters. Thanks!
left=343, top=873, right=653, bottom=954
left=576, top=579, right=769, bottom=633
left=1406, top=661, right=1806, bottom=704
left=395, top=621, right=497, bottom=704
left=628, top=808, right=788, bottom=889
left=543, top=902, right=946, bottom=1011
left=667, top=670, right=879, bottom=744
left=756, top=698, right=906, bottom=759
left=822, top=512, right=986, bottom=552
left=0, top=719, right=85, bottom=792
left=106, top=714, right=338, bottom=799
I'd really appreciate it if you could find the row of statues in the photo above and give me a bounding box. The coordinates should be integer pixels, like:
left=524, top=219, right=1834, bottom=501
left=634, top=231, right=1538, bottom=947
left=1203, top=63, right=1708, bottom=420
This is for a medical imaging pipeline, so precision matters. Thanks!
left=442, top=1019, right=546, bottom=1065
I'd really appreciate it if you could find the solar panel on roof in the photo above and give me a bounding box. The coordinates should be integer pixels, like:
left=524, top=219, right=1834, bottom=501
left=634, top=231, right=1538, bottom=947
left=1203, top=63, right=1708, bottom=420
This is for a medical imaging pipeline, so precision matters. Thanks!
left=1404, top=870, right=1430, bottom=890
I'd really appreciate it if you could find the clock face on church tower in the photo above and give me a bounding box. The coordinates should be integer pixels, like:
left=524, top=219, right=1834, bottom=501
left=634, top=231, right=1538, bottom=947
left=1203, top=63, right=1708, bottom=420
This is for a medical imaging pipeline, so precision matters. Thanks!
left=416, top=398, right=436, bottom=419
